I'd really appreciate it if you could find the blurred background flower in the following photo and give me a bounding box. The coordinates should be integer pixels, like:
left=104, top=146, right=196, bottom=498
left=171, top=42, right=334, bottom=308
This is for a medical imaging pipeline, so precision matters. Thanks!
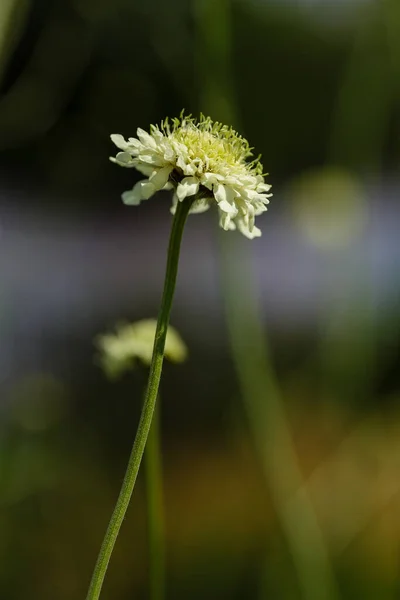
left=95, top=319, right=188, bottom=378
left=0, top=0, right=400, bottom=599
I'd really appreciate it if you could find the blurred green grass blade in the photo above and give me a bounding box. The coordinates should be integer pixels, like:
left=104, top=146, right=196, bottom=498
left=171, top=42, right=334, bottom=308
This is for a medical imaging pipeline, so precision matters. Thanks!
left=219, top=233, right=340, bottom=600
left=0, top=0, right=30, bottom=86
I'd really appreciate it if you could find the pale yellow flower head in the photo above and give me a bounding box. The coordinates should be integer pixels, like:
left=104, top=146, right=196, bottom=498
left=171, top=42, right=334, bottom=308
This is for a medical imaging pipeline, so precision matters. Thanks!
left=110, top=113, right=272, bottom=239
left=96, top=319, right=188, bottom=378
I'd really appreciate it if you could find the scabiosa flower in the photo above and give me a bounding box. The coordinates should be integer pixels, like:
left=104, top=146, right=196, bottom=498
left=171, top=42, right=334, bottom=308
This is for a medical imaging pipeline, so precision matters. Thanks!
left=110, top=113, right=272, bottom=239
left=96, top=319, right=188, bottom=378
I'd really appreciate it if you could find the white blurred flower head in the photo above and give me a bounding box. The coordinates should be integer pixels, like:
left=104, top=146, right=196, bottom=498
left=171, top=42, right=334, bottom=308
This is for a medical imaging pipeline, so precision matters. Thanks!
left=96, top=319, right=188, bottom=378
left=110, top=112, right=272, bottom=239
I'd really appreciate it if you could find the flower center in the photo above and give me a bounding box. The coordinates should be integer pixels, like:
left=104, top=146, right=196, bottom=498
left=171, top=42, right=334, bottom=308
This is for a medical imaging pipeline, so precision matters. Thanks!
left=156, top=113, right=263, bottom=178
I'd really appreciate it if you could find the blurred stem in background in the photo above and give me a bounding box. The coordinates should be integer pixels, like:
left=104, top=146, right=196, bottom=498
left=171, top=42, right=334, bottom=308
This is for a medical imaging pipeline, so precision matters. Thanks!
left=328, top=1, right=393, bottom=173
left=0, top=0, right=30, bottom=85
left=85, top=197, right=194, bottom=600
left=318, top=0, right=398, bottom=408
left=145, top=402, right=165, bottom=600
left=193, top=0, right=339, bottom=598
left=382, top=0, right=400, bottom=88
left=220, top=239, right=339, bottom=600
left=95, top=318, right=188, bottom=600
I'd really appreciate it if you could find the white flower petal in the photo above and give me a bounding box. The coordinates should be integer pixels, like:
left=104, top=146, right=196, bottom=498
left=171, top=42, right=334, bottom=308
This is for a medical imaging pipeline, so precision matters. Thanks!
left=219, top=210, right=236, bottom=231
left=245, top=189, right=272, bottom=203
left=110, top=152, right=135, bottom=167
left=163, top=143, right=175, bottom=162
left=176, top=177, right=200, bottom=201
left=224, top=176, right=241, bottom=186
left=236, top=219, right=262, bottom=239
left=140, top=181, right=157, bottom=200
left=257, top=183, right=272, bottom=193
left=182, top=163, right=197, bottom=176
left=121, top=191, right=140, bottom=205
left=135, top=163, right=155, bottom=177
left=137, top=127, right=157, bottom=149
left=122, top=180, right=156, bottom=205
left=121, top=181, right=145, bottom=205
left=214, top=183, right=236, bottom=206
left=201, top=173, right=223, bottom=189
left=138, top=152, right=164, bottom=166
left=176, top=155, right=188, bottom=172
left=218, top=199, right=238, bottom=216
left=127, top=137, right=142, bottom=150
left=253, top=201, right=269, bottom=215
left=219, top=211, right=232, bottom=231
left=110, top=134, right=128, bottom=151
left=151, top=129, right=164, bottom=144
left=149, top=166, right=173, bottom=189
left=190, top=198, right=211, bottom=214
left=170, top=193, right=179, bottom=214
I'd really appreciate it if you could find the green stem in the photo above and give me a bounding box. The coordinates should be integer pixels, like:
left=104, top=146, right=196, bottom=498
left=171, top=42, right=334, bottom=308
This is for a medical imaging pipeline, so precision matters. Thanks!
left=85, top=197, right=193, bottom=600
left=145, top=401, right=165, bottom=600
